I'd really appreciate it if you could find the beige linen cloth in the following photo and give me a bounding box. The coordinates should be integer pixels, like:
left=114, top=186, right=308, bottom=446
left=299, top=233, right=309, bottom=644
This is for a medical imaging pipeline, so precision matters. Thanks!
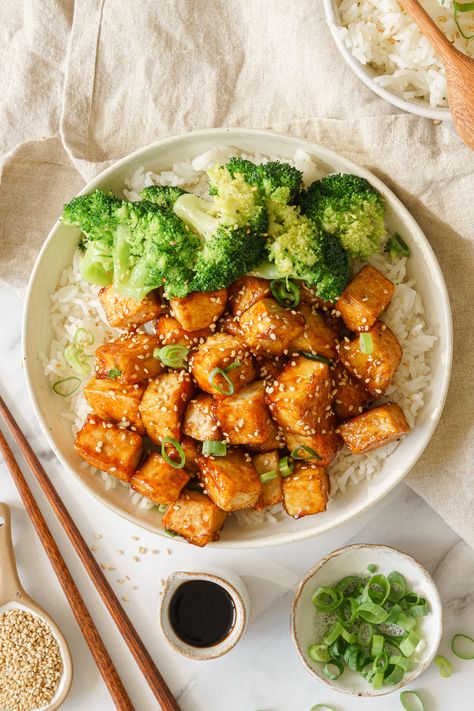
left=1, top=1, right=473, bottom=544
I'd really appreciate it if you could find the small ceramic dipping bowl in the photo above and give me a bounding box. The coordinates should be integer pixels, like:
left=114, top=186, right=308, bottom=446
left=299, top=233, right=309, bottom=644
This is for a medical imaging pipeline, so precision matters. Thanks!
left=291, top=544, right=442, bottom=697
left=159, top=565, right=249, bottom=660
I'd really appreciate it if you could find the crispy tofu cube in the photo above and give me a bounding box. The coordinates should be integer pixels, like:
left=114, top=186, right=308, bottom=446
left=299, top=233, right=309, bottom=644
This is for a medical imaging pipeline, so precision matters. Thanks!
left=339, top=403, right=410, bottom=453
left=336, top=265, right=395, bottom=332
left=162, top=490, right=227, bottom=547
left=218, top=313, right=244, bottom=339
left=191, top=333, right=255, bottom=398
left=289, top=304, right=339, bottom=359
left=164, top=435, right=201, bottom=474
left=266, top=356, right=333, bottom=436
left=228, top=276, right=271, bottom=316
left=252, top=451, right=282, bottom=510
left=283, top=429, right=342, bottom=468
left=183, top=393, right=221, bottom=441
left=95, top=332, right=163, bottom=385
left=247, top=428, right=286, bottom=453
left=239, top=298, right=304, bottom=356
left=155, top=316, right=212, bottom=348
left=215, top=380, right=279, bottom=446
left=254, top=355, right=284, bottom=381
left=170, top=289, right=227, bottom=331
left=98, top=285, right=162, bottom=329
left=83, top=377, right=146, bottom=434
left=282, top=464, right=329, bottom=519
left=130, top=453, right=190, bottom=504
left=197, top=449, right=262, bottom=511
left=138, top=371, right=194, bottom=444
left=331, top=363, right=372, bottom=420
left=74, top=415, right=143, bottom=482
left=338, top=321, right=402, bottom=396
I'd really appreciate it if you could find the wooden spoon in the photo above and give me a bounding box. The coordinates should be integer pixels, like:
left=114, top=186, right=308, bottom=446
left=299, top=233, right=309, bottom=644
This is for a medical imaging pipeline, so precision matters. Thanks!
left=399, top=0, right=474, bottom=150
left=0, top=502, right=73, bottom=711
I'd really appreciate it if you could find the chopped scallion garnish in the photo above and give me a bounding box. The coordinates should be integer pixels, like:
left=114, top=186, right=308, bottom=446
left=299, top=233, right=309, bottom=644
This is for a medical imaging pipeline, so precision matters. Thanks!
left=270, top=278, right=300, bottom=308
left=388, top=571, right=406, bottom=602
left=300, top=352, right=331, bottom=365
left=259, top=469, right=278, bottom=484
left=208, top=360, right=241, bottom=396
left=202, top=440, right=227, bottom=457
left=161, top=437, right=185, bottom=469
left=386, top=232, right=410, bottom=260
left=279, top=456, right=294, bottom=477
left=290, top=445, right=322, bottom=461
left=451, top=633, right=474, bottom=659
left=312, top=588, right=343, bottom=613
left=74, top=327, right=94, bottom=346
left=65, top=344, right=90, bottom=375
left=400, top=690, right=425, bottom=711
left=454, top=0, right=474, bottom=39
left=367, top=563, right=377, bottom=573
left=154, top=344, right=189, bottom=369
left=322, top=659, right=344, bottom=680
left=307, top=644, right=330, bottom=663
left=52, top=376, right=81, bottom=397
left=359, top=332, right=373, bottom=355
left=434, top=654, right=452, bottom=678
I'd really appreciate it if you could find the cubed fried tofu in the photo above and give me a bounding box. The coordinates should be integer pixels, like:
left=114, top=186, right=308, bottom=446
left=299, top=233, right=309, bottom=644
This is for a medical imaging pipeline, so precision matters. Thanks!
left=83, top=377, right=146, bottom=434
left=252, top=451, right=282, bottom=510
left=266, top=356, right=333, bottom=436
left=283, top=428, right=342, bottom=468
left=336, top=265, right=395, bottom=332
left=338, top=321, right=402, bottom=396
left=197, top=449, right=262, bottom=511
left=74, top=415, right=143, bottom=482
left=215, top=380, right=279, bottom=446
left=282, top=463, right=329, bottom=519
left=254, top=355, right=284, bottom=381
left=162, top=490, right=227, bottom=547
left=228, top=276, right=271, bottom=316
left=218, top=313, right=244, bottom=339
left=339, top=403, right=410, bottom=454
left=138, top=371, right=194, bottom=444
left=170, top=289, right=227, bottom=331
left=155, top=315, right=212, bottom=348
left=183, top=393, right=221, bottom=441
left=246, top=428, right=286, bottom=453
left=98, top=285, right=162, bottom=329
left=130, top=453, right=190, bottom=504
left=191, top=333, right=255, bottom=398
left=95, top=332, right=163, bottom=384
left=165, top=435, right=200, bottom=474
left=288, top=304, right=339, bottom=359
left=239, top=298, right=304, bottom=356
left=331, top=363, right=372, bottom=420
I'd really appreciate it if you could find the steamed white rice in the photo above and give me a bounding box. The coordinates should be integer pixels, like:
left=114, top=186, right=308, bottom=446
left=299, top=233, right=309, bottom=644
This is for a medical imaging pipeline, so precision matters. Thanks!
left=337, top=0, right=474, bottom=108
left=42, top=146, right=436, bottom=527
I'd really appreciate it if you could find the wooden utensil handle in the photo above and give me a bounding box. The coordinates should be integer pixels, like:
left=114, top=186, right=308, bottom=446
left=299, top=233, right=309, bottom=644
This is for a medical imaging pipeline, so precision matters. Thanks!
left=398, top=0, right=460, bottom=60
left=0, top=502, right=22, bottom=603
left=0, top=396, right=181, bottom=711
left=0, top=432, right=135, bottom=711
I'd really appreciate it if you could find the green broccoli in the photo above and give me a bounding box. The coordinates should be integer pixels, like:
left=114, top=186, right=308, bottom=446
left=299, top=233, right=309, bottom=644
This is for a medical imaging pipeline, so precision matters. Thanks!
left=299, top=173, right=385, bottom=259
left=226, top=157, right=302, bottom=204
left=173, top=163, right=267, bottom=292
left=139, top=185, right=186, bottom=209
left=262, top=201, right=349, bottom=302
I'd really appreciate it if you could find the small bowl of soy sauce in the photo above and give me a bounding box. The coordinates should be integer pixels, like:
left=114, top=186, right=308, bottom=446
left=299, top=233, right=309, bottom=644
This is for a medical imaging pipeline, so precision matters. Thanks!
left=159, top=566, right=249, bottom=660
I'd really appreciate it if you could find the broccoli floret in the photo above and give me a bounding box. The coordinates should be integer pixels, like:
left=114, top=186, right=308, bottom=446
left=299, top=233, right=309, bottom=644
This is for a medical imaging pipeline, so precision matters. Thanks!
left=173, top=164, right=267, bottom=292
left=300, top=173, right=385, bottom=259
left=139, top=185, right=186, bottom=209
left=226, top=157, right=302, bottom=204
left=264, top=201, right=349, bottom=302
left=61, top=190, right=122, bottom=245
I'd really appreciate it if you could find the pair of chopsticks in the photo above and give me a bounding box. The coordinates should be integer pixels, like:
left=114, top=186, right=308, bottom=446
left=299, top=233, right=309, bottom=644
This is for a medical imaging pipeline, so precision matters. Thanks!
left=0, top=395, right=180, bottom=711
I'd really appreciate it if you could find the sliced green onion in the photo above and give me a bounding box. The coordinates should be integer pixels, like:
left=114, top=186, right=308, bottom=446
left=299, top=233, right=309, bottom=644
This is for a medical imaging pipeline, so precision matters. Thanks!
left=202, top=440, right=227, bottom=457
left=310, top=706, right=337, bottom=711
left=400, top=691, right=425, bottom=711
left=107, top=368, right=122, bottom=380
left=323, top=621, right=345, bottom=646
left=336, top=576, right=364, bottom=597
left=279, top=456, right=294, bottom=477
left=52, top=376, right=81, bottom=397
left=74, top=327, right=94, bottom=347
left=388, top=571, right=407, bottom=602
left=290, top=445, right=322, bottom=461
left=308, top=644, right=330, bottom=663
left=372, top=651, right=388, bottom=672
left=300, top=352, right=331, bottom=365
left=386, top=232, right=411, bottom=259
left=161, top=437, right=185, bottom=469
left=312, top=588, right=344, bottom=613
left=322, top=659, right=344, bottom=680
left=451, top=633, right=474, bottom=659
left=340, top=627, right=356, bottom=644
left=154, top=344, right=189, bottom=369
left=225, top=359, right=241, bottom=372
left=390, top=655, right=412, bottom=672
left=208, top=367, right=235, bottom=396
left=259, top=469, right=278, bottom=484
left=337, top=597, right=358, bottom=626
left=371, top=634, right=384, bottom=657
left=367, top=563, right=377, bottom=573
left=359, top=332, right=373, bottom=355
left=384, top=664, right=404, bottom=686
left=364, top=574, right=390, bottom=605
left=65, top=344, right=90, bottom=375
left=158, top=504, right=168, bottom=513
left=164, top=528, right=177, bottom=537
left=399, top=630, right=420, bottom=657
left=434, top=654, right=452, bottom=678
left=371, top=669, right=385, bottom=690
left=357, top=600, right=389, bottom=625
left=328, top=637, right=346, bottom=659
left=454, top=0, right=474, bottom=39
left=270, top=278, right=300, bottom=308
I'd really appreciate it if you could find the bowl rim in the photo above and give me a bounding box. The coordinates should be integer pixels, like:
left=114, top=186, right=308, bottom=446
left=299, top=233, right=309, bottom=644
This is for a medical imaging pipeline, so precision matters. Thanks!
left=290, top=543, right=443, bottom=696
left=322, top=0, right=451, bottom=121
left=22, top=126, right=453, bottom=548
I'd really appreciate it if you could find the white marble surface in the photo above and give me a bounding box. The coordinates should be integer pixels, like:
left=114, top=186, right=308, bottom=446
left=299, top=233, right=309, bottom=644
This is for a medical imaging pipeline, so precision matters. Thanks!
left=1, top=283, right=473, bottom=711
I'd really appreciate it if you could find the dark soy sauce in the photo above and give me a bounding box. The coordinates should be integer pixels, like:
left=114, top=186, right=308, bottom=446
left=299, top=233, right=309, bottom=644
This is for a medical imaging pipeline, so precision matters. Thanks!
left=169, top=580, right=235, bottom=648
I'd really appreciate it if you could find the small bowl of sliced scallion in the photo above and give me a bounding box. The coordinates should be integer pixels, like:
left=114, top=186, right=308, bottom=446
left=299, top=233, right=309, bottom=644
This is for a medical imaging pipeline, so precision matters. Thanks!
left=291, top=544, right=442, bottom=697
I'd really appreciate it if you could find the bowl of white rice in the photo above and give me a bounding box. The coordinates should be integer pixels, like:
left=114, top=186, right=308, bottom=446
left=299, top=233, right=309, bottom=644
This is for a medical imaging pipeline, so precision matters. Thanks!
left=323, top=0, right=474, bottom=120
left=22, top=128, right=452, bottom=548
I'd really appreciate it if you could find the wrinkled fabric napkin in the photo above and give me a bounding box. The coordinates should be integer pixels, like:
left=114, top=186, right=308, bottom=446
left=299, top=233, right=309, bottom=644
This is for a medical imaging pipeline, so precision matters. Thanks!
left=1, top=1, right=473, bottom=545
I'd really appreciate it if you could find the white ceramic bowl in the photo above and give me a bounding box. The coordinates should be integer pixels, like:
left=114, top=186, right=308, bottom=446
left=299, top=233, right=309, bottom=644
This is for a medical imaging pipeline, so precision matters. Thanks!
left=22, top=127, right=452, bottom=548
left=323, top=0, right=450, bottom=121
left=291, top=544, right=443, bottom=696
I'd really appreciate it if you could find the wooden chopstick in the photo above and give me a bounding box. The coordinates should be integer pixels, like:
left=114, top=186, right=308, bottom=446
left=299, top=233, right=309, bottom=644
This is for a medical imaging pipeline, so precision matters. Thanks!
left=0, top=396, right=181, bottom=711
